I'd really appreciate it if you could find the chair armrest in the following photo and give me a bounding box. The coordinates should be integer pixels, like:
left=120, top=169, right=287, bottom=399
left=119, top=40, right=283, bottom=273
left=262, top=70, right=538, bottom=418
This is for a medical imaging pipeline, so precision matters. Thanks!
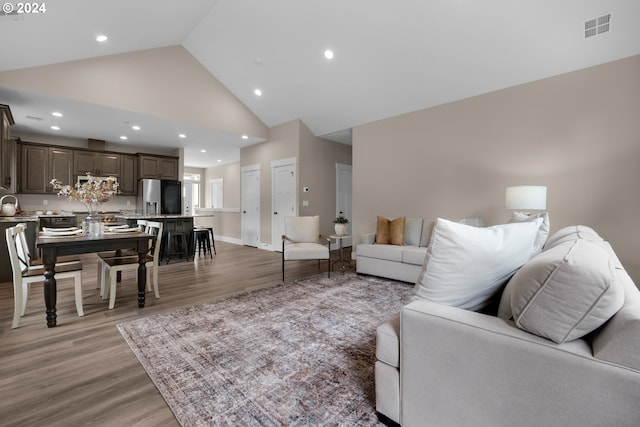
left=319, top=234, right=332, bottom=243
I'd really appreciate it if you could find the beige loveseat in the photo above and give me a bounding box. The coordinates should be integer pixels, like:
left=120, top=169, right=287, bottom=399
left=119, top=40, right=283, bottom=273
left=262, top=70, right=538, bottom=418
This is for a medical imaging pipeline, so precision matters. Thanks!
left=375, top=225, right=640, bottom=426
left=356, top=217, right=482, bottom=283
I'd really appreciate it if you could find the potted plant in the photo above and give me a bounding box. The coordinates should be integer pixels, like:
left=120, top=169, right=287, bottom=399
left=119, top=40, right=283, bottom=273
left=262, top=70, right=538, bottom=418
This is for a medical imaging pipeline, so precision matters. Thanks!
left=333, top=215, right=350, bottom=236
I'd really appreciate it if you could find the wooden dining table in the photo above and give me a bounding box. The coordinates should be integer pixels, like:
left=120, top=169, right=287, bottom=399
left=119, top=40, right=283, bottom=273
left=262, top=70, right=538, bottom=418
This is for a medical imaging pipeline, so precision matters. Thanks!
left=36, top=231, right=153, bottom=327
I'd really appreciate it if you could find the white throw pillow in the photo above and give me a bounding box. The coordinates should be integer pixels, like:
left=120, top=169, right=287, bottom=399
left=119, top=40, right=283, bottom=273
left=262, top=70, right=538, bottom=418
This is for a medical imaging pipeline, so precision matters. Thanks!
left=414, top=218, right=542, bottom=312
left=507, top=211, right=550, bottom=254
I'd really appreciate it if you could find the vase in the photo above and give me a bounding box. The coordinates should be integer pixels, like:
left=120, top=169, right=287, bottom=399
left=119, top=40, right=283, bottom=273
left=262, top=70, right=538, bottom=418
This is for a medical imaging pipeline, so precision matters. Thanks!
left=334, top=223, right=347, bottom=236
left=83, top=214, right=103, bottom=236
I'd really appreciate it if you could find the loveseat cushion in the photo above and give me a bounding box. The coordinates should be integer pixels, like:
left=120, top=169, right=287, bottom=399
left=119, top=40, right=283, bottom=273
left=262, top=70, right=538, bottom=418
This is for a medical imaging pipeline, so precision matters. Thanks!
left=376, top=315, right=401, bottom=368
left=404, top=218, right=423, bottom=246
left=414, top=218, right=542, bottom=312
left=544, top=225, right=602, bottom=250
left=508, top=239, right=624, bottom=343
left=358, top=243, right=404, bottom=262
left=402, top=246, right=428, bottom=266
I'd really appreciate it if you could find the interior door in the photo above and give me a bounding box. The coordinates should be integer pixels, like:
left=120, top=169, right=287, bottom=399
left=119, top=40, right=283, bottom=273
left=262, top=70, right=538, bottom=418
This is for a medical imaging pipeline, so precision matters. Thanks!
left=336, top=163, right=353, bottom=248
left=272, top=160, right=296, bottom=251
left=241, top=166, right=261, bottom=247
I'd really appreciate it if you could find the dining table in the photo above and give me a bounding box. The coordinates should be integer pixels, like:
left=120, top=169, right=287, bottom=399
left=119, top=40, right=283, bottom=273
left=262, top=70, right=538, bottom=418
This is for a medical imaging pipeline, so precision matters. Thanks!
left=36, top=230, right=153, bottom=327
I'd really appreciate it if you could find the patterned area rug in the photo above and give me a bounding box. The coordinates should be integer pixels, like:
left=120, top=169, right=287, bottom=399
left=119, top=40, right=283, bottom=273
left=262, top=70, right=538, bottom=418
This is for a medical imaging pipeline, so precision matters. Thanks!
left=117, top=272, right=414, bottom=426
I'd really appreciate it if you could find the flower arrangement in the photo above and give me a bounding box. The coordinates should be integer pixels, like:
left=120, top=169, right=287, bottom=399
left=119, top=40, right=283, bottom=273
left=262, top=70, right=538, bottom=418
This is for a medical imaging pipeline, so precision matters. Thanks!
left=333, top=215, right=350, bottom=224
left=50, top=173, right=119, bottom=215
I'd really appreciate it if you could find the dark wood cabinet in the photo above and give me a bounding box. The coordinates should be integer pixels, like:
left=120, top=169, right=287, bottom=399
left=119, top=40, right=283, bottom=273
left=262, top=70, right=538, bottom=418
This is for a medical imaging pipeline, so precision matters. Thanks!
left=138, top=155, right=179, bottom=180
left=20, top=144, right=73, bottom=193
left=20, top=144, right=49, bottom=193
left=0, top=104, right=15, bottom=191
left=119, top=154, right=137, bottom=195
left=49, top=147, right=73, bottom=189
left=73, top=151, right=121, bottom=177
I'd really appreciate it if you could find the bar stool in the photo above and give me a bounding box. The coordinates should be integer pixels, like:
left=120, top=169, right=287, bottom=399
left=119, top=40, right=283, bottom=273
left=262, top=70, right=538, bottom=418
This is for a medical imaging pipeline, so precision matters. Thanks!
left=164, top=230, right=191, bottom=264
left=193, top=227, right=216, bottom=258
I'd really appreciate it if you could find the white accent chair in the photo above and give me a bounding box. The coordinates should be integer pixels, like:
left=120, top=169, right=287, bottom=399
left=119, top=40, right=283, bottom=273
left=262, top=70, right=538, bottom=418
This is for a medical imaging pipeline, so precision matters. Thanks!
left=98, top=221, right=163, bottom=309
left=6, top=223, right=84, bottom=329
left=281, top=215, right=331, bottom=281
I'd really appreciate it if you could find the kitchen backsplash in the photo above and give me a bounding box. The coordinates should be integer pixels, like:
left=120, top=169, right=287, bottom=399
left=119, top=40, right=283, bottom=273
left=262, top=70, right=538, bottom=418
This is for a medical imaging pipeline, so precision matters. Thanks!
left=17, top=194, right=138, bottom=213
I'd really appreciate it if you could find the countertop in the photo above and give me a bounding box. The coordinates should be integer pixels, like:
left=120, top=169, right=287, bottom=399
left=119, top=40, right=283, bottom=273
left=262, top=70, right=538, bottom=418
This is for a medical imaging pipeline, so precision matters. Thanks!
left=116, top=214, right=214, bottom=220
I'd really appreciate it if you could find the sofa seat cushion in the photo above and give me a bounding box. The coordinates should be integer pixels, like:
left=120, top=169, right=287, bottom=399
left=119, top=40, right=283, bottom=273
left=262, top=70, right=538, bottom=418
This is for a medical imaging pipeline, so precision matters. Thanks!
left=358, top=243, right=404, bottom=262
left=376, top=315, right=401, bottom=368
left=508, top=239, right=624, bottom=343
left=402, top=246, right=428, bottom=266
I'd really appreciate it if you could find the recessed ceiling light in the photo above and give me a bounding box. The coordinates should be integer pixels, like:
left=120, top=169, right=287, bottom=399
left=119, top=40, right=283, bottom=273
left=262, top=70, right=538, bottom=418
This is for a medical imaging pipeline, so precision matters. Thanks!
left=50, top=126, right=60, bottom=130
left=96, top=35, right=108, bottom=42
left=51, top=112, right=63, bottom=117
left=200, top=149, right=206, bottom=153
left=178, top=133, right=186, bottom=138
left=132, top=125, right=141, bottom=130
left=217, top=159, right=222, bottom=163
left=120, top=136, right=128, bottom=140
left=324, top=49, right=334, bottom=60
left=254, top=88, right=262, bottom=97
left=242, top=135, right=249, bottom=140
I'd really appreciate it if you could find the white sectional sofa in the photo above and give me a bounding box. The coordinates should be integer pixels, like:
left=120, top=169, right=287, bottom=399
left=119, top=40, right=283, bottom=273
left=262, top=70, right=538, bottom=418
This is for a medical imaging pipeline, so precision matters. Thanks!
left=356, top=217, right=482, bottom=283
left=375, top=225, right=640, bottom=426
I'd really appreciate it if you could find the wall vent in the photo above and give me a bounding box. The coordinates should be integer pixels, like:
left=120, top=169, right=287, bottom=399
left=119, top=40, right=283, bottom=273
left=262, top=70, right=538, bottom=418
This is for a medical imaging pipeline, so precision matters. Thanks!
left=585, top=13, right=611, bottom=38
left=25, top=115, right=44, bottom=121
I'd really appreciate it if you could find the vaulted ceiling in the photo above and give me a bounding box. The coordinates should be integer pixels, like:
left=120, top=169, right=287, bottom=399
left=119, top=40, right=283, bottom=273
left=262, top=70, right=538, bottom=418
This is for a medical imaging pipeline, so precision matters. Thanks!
left=1, top=0, right=638, bottom=167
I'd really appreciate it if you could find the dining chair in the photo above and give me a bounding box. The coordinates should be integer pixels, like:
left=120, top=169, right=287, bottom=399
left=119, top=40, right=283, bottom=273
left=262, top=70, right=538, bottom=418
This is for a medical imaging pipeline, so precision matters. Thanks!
left=98, top=220, right=163, bottom=309
left=6, top=223, right=84, bottom=329
left=281, top=215, right=331, bottom=281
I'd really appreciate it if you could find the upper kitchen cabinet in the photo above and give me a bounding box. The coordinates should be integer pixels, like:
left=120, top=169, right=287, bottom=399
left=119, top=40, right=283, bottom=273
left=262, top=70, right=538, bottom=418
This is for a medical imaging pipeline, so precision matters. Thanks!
left=138, top=154, right=179, bottom=180
left=0, top=104, right=16, bottom=192
left=119, top=154, right=137, bottom=196
left=73, top=150, right=121, bottom=177
left=20, top=143, right=74, bottom=194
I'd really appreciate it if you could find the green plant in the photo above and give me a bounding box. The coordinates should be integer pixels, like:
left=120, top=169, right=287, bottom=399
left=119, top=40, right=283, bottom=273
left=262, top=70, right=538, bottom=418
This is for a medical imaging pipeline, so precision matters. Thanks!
left=333, top=215, right=350, bottom=224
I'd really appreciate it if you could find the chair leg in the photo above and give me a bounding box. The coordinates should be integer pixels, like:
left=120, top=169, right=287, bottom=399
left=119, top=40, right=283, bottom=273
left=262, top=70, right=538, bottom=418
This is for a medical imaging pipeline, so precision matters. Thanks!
left=328, top=257, right=331, bottom=278
left=20, top=282, right=29, bottom=316
left=108, top=268, right=118, bottom=310
left=96, top=259, right=101, bottom=289
left=12, top=281, right=23, bottom=329
left=100, top=263, right=109, bottom=299
left=152, top=265, right=160, bottom=298
left=74, top=271, right=84, bottom=317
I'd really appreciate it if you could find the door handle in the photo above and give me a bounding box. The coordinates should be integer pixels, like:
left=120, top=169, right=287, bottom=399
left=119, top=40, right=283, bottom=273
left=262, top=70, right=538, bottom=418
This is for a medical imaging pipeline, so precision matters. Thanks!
left=274, top=212, right=278, bottom=215
left=243, top=210, right=247, bottom=214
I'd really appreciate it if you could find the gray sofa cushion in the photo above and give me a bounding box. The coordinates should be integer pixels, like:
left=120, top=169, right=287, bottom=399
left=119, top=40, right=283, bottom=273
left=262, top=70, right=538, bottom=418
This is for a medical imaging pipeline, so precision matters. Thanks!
left=404, top=218, right=423, bottom=246
left=402, top=246, right=428, bottom=266
left=544, top=225, right=603, bottom=249
left=357, top=243, right=404, bottom=262
left=509, top=239, right=624, bottom=343
left=592, top=268, right=640, bottom=371
left=376, top=315, right=401, bottom=368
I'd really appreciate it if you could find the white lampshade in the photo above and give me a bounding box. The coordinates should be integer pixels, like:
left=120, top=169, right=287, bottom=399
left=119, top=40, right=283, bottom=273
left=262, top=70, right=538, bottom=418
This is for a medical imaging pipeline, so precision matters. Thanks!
left=505, top=186, right=547, bottom=210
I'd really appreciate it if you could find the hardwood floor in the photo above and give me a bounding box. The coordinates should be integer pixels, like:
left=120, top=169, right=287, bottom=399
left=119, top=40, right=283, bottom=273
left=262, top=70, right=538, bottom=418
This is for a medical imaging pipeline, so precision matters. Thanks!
left=0, top=241, right=341, bottom=426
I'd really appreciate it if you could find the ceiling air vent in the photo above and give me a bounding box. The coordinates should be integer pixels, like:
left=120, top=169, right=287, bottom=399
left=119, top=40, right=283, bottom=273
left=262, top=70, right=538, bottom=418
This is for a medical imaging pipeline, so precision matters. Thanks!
left=585, top=13, right=611, bottom=38
left=26, top=115, right=44, bottom=121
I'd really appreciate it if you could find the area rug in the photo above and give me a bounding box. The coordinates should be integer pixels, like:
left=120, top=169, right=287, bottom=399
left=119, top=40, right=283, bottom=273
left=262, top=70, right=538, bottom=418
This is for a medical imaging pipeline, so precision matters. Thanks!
left=117, top=271, right=414, bottom=426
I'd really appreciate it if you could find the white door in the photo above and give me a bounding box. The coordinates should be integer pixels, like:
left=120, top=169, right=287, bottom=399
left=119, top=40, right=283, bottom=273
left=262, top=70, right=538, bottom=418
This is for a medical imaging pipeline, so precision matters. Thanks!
left=272, top=159, right=297, bottom=251
left=241, top=166, right=261, bottom=247
left=336, top=163, right=353, bottom=248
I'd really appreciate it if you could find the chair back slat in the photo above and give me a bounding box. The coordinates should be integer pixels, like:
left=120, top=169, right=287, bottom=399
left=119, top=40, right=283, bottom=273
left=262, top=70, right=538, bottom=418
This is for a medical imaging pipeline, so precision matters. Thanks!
left=5, top=223, right=29, bottom=274
left=145, top=221, right=164, bottom=260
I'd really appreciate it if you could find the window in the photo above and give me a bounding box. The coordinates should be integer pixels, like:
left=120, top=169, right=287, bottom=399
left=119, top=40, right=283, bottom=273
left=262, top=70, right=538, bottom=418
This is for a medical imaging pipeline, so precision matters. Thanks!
left=210, top=178, right=223, bottom=208
left=183, top=173, right=200, bottom=210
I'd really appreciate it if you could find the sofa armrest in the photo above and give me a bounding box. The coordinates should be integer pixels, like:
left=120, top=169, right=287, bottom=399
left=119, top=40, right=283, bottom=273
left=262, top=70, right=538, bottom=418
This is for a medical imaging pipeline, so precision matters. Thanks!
left=361, top=233, right=376, bottom=244
left=400, top=299, right=640, bottom=427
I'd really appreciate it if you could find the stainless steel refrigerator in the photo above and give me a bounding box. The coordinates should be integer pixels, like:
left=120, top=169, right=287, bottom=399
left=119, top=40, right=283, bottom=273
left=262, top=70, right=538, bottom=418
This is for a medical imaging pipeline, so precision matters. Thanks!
left=137, top=179, right=182, bottom=215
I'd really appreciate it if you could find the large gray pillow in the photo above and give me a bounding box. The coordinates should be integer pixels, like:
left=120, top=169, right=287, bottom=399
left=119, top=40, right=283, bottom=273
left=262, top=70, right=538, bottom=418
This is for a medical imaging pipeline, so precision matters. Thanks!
left=508, top=239, right=624, bottom=343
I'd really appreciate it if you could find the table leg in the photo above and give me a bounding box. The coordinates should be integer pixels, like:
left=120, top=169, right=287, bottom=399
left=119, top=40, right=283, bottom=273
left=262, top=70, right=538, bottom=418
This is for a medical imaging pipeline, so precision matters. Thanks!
left=137, top=248, right=147, bottom=308
left=42, top=249, right=57, bottom=327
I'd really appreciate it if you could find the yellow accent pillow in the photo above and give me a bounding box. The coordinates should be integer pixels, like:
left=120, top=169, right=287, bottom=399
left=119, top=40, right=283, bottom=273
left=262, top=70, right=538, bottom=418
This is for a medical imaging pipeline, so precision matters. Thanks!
left=376, top=216, right=406, bottom=245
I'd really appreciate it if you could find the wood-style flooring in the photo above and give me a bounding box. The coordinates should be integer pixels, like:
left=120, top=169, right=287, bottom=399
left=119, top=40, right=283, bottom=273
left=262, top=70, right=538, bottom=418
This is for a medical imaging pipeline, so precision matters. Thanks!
left=0, top=242, right=345, bottom=426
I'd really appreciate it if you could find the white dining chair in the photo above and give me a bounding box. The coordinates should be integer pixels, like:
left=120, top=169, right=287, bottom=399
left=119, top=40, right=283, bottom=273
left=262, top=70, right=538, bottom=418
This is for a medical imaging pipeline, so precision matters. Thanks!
left=6, top=223, right=84, bottom=329
left=98, top=221, right=163, bottom=309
